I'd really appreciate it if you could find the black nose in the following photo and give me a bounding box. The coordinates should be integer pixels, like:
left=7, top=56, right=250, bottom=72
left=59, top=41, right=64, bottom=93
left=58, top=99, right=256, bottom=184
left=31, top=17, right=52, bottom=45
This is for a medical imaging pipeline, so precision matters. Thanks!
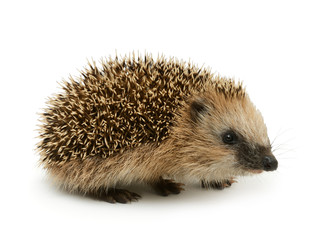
left=263, top=155, right=278, bottom=171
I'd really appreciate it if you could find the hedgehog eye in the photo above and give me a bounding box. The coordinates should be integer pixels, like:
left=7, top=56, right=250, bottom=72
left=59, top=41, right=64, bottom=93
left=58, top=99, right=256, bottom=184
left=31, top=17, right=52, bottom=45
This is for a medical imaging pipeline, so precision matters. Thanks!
left=222, top=131, right=238, bottom=144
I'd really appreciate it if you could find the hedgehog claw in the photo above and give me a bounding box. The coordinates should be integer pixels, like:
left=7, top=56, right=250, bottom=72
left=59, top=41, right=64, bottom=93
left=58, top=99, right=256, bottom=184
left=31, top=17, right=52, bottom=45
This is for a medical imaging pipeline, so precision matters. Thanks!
left=153, top=177, right=185, bottom=196
left=94, top=188, right=141, bottom=203
left=201, top=178, right=237, bottom=190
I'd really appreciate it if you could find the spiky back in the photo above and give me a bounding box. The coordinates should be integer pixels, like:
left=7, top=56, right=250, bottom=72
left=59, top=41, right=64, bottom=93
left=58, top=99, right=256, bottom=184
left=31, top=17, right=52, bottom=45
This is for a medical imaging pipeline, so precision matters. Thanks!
left=38, top=55, right=244, bottom=163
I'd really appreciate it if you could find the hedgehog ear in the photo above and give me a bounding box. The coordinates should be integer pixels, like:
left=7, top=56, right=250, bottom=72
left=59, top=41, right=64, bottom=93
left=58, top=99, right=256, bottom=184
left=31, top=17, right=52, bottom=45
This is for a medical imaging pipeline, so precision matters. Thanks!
left=190, top=97, right=208, bottom=123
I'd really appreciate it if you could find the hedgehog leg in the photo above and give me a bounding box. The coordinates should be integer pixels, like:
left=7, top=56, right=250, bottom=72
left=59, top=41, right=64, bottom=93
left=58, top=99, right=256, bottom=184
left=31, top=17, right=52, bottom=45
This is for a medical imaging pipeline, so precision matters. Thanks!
left=88, top=187, right=141, bottom=204
left=152, top=177, right=185, bottom=196
left=201, top=178, right=237, bottom=190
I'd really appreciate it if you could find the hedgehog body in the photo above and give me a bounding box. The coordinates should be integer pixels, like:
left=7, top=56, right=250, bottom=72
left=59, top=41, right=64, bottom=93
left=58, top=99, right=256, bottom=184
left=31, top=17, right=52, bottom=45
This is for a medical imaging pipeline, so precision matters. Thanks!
left=38, top=54, right=278, bottom=203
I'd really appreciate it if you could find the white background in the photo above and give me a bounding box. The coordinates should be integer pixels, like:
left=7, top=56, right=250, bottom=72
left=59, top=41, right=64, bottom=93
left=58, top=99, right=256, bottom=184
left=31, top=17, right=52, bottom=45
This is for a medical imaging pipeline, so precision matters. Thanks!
left=1, top=0, right=322, bottom=239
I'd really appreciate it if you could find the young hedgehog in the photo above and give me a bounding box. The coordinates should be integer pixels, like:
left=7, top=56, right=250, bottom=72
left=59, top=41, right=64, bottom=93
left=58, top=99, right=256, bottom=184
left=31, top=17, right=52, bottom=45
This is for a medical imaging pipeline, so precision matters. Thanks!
left=37, top=54, right=278, bottom=203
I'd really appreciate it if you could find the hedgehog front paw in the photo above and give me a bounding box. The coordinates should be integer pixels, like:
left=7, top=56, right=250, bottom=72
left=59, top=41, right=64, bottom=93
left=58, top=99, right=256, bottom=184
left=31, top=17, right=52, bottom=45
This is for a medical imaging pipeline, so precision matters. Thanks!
left=201, top=178, right=237, bottom=190
left=93, top=188, right=141, bottom=203
left=153, top=177, right=185, bottom=196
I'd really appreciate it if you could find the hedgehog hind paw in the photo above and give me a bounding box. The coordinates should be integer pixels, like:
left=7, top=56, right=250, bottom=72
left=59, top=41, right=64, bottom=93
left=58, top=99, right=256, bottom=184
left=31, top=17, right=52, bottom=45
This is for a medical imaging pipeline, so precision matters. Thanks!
left=90, top=188, right=141, bottom=203
left=201, top=178, right=237, bottom=190
left=153, top=177, right=185, bottom=196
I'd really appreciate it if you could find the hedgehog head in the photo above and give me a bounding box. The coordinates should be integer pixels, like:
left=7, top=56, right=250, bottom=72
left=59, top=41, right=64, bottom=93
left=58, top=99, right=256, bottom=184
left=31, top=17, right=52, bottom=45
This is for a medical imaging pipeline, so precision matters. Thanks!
left=175, top=81, right=278, bottom=180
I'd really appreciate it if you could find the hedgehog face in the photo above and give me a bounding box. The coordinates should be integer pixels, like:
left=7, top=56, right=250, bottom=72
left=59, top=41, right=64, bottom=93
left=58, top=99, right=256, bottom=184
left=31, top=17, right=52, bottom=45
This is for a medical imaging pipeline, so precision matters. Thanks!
left=189, top=92, right=278, bottom=176
left=220, top=130, right=278, bottom=174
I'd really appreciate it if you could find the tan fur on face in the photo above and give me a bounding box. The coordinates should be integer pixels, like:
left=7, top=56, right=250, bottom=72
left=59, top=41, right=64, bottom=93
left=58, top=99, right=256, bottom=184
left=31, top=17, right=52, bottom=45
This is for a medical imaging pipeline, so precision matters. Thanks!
left=205, top=91, right=270, bottom=147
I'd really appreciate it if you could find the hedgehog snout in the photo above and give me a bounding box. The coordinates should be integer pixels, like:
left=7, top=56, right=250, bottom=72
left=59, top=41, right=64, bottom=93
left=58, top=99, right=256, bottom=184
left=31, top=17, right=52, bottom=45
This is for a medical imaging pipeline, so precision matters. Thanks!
left=262, top=155, right=278, bottom=171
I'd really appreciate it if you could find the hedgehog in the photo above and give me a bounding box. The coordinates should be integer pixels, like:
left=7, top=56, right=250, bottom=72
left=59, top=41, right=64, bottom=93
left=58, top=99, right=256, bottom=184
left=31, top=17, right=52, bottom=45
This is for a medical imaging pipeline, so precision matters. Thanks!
left=37, top=54, right=278, bottom=203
